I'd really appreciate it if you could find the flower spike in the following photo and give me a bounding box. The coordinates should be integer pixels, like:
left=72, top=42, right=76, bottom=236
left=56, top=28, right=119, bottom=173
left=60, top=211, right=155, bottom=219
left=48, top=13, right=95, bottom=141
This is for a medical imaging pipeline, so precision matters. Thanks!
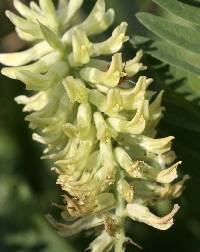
left=0, top=1, right=187, bottom=251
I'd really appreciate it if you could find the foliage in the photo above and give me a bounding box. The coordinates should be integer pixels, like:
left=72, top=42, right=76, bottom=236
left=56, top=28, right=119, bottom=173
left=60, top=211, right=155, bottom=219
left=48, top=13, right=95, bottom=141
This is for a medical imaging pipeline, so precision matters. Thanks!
left=133, top=0, right=200, bottom=102
left=131, top=1, right=200, bottom=251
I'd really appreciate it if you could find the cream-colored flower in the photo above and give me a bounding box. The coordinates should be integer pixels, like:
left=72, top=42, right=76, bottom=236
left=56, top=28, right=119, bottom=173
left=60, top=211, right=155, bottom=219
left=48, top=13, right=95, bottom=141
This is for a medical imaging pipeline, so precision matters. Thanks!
left=0, top=0, right=187, bottom=251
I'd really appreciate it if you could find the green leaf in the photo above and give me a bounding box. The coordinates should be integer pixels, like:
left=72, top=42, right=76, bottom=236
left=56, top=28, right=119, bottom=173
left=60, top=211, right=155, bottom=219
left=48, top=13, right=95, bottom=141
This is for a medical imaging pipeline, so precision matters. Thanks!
left=144, top=61, right=200, bottom=133
left=149, top=41, right=200, bottom=76
left=131, top=36, right=200, bottom=76
left=153, top=0, right=200, bottom=26
left=136, top=12, right=200, bottom=54
left=163, top=91, right=200, bottom=133
left=168, top=66, right=200, bottom=103
left=135, top=0, right=200, bottom=105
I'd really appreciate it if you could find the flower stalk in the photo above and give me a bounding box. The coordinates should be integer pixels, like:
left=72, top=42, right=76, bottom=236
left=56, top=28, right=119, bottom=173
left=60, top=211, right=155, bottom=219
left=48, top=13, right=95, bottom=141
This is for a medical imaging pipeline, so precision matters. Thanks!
left=115, top=171, right=126, bottom=252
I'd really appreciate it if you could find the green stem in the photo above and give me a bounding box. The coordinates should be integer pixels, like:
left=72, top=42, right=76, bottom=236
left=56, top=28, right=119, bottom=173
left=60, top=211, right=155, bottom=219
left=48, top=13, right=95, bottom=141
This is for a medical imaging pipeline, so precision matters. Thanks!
left=115, top=223, right=126, bottom=252
left=114, top=171, right=126, bottom=252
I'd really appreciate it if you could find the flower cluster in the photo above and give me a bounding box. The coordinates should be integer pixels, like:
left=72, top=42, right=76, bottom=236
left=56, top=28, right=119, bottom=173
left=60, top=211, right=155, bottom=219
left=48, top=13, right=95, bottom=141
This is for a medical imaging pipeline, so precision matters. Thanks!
left=0, top=0, right=187, bottom=251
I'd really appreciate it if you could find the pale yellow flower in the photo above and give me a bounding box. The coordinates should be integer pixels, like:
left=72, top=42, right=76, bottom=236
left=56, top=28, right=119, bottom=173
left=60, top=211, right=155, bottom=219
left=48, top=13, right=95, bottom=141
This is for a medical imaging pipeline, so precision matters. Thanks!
left=0, top=0, right=187, bottom=251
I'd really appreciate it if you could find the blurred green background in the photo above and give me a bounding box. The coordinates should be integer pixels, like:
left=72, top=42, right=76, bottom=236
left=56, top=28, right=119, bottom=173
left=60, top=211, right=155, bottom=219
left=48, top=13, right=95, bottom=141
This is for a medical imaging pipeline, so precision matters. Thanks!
left=0, top=0, right=200, bottom=251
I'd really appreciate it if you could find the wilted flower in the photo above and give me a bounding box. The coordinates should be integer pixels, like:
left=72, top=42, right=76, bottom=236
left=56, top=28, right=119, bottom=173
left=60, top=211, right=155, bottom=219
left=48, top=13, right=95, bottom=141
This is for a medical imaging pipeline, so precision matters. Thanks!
left=0, top=0, right=188, bottom=251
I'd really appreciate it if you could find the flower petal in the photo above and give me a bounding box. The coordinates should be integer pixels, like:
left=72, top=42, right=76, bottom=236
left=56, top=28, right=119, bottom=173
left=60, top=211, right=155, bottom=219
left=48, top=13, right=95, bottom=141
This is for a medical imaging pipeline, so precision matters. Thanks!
left=126, top=203, right=180, bottom=230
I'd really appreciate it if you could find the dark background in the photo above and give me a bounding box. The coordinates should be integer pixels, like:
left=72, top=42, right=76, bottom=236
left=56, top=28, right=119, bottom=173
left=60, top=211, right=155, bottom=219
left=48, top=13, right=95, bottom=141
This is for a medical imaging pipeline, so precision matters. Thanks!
left=0, top=0, right=200, bottom=251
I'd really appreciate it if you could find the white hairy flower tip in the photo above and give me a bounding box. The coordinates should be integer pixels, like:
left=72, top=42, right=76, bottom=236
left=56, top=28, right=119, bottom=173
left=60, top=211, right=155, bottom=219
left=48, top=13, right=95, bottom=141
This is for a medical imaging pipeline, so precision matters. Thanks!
left=0, top=1, right=188, bottom=251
